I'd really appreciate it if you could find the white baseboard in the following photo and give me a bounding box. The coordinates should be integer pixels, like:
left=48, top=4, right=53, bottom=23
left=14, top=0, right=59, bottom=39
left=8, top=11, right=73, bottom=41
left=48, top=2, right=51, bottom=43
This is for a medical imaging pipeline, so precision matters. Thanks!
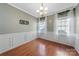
left=75, top=48, right=79, bottom=54
left=38, top=32, right=75, bottom=46
left=0, top=32, right=37, bottom=54
left=38, top=32, right=79, bottom=53
left=0, top=38, right=35, bottom=54
left=0, top=32, right=79, bottom=54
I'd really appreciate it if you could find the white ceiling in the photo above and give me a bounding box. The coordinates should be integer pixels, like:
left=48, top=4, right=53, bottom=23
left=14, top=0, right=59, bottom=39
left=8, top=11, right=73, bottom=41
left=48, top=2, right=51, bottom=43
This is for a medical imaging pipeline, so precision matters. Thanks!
left=8, top=3, right=77, bottom=17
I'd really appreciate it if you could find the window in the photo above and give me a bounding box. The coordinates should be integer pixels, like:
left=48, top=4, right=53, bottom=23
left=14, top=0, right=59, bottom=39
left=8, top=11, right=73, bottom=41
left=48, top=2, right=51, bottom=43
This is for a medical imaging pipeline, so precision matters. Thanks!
left=37, top=17, right=47, bottom=34
left=56, top=10, right=70, bottom=35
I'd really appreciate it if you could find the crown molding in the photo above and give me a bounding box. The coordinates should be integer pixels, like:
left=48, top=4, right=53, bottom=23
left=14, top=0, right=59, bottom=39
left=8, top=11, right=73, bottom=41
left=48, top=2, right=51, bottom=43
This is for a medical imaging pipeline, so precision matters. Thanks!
left=7, top=3, right=37, bottom=18
left=7, top=3, right=78, bottom=18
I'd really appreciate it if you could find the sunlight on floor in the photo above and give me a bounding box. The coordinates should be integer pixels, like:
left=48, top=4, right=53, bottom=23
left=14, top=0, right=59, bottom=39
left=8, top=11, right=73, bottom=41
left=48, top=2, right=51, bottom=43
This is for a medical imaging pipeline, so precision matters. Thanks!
left=38, top=44, right=46, bottom=56
left=56, top=50, right=68, bottom=56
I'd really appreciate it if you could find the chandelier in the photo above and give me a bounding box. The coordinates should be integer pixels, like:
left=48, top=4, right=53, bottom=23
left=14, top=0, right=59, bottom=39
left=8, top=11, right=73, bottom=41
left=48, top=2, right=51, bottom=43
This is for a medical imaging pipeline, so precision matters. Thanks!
left=36, top=3, right=48, bottom=17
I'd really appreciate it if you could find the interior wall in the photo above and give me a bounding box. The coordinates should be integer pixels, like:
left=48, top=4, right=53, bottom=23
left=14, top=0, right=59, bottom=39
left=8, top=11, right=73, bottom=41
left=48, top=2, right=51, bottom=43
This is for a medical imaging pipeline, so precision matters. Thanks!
left=47, top=15, right=55, bottom=32
left=75, top=4, right=79, bottom=34
left=0, top=3, right=37, bottom=34
left=73, top=4, right=79, bottom=53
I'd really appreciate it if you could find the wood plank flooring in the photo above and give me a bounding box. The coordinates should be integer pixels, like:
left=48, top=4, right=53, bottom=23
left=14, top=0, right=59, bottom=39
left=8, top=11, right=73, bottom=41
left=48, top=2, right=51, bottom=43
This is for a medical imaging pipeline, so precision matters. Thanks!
left=0, top=38, right=79, bottom=56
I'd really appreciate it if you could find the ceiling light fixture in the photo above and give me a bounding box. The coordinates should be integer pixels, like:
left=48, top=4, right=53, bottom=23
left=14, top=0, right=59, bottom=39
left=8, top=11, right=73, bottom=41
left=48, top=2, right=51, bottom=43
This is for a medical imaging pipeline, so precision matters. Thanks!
left=36, top=3, right=48, bottom=17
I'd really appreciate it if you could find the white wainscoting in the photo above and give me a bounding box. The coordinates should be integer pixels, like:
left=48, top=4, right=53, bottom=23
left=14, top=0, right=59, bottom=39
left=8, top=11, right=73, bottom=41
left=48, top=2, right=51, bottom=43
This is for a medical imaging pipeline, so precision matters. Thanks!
left=0, top=32, right=37, bottom=54
left=38, top=32, right=79, bottom=53
left=0, top=32, right=79, bottom=54
left=74, top=34, right=79, bottom=53
left=38, top=32, right=76, bottom=46
left=0, top=34, right=11, bottom=53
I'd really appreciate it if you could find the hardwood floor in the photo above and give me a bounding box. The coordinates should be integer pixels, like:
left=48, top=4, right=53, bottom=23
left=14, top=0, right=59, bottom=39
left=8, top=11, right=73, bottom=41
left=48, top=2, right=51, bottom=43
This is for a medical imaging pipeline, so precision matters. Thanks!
left=0, top=38, right=79, bottom=56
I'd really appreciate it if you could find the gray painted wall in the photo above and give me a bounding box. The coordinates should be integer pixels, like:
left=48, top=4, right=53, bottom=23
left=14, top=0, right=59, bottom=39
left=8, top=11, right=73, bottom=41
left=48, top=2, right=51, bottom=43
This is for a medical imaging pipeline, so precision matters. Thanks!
left=75, top=4, right=79, bottom=34
left=0, top=3, right=37, bottom=34
left=74, top=4, right=79, bottom=53
left=47, top=15, right=55, bottom=32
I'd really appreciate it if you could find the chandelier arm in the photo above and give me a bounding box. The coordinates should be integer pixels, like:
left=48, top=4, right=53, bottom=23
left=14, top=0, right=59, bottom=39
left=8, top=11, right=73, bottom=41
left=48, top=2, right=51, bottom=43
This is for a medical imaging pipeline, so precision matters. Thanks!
left=36, top=3, right=48, bottom=17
